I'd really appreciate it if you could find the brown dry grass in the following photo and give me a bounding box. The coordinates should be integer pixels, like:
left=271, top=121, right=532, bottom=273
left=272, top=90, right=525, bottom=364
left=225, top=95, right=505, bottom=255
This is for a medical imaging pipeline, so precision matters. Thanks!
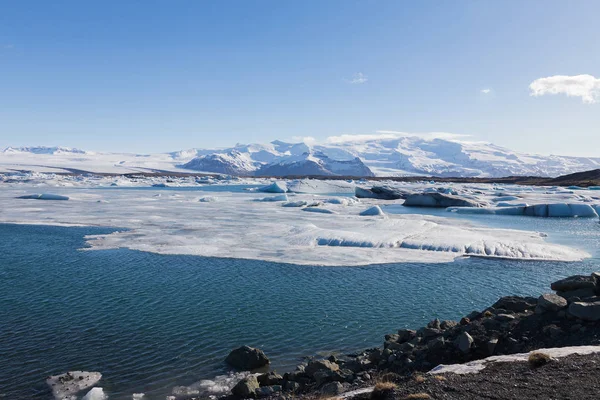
left=528, top=352, right=552, bottom=368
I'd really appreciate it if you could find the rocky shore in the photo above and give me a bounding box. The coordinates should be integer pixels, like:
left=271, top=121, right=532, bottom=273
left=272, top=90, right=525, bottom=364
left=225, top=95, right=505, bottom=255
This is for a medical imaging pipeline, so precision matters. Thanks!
left=218, top=272, right=600, bottom=400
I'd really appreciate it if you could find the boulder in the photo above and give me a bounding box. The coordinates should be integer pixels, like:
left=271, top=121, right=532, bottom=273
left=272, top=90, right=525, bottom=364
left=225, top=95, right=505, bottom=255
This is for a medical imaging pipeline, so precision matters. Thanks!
left=537, top=293, right=568, bottom=311
left=455, top=332, right=474, bottom=354
left=225, top=346, right=270, bottom=371
left=403, top=192, right=483, bottom=208
left=569, top=301, right=600, bottom=321
left=551, top=275, right=596, bottom=292
left=232, top=376, right=260, bottom=398
left=305, top=359, right=339, bottom=377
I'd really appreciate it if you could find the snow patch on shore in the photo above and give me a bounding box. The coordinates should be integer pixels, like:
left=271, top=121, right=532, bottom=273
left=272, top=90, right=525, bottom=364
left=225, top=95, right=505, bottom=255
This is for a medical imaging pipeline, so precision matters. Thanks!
left=429, top=346, right=600, bottom=375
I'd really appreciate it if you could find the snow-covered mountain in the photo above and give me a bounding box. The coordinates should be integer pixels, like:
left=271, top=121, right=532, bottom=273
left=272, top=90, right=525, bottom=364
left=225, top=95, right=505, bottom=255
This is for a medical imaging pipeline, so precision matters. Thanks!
left=2, top=146, right=88, bottom=155
left=2, top=135, right=600, bottom=177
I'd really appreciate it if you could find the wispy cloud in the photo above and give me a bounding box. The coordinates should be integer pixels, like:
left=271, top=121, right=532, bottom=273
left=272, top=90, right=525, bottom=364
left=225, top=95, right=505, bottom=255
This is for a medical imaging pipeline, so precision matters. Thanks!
left=2, top=44, right=14, bottom=49
left=480, top=88, right=491, bottom=94
left=529, top=74, right=600, bottom=104
left=326, top=131, right=471, bottom=144
left=347, top=72, right=368, bottom=84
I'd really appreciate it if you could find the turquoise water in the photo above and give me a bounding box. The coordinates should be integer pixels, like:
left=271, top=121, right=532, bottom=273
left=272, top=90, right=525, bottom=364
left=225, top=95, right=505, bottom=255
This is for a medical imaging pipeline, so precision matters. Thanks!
left=1, top=214, right=599, bottom=399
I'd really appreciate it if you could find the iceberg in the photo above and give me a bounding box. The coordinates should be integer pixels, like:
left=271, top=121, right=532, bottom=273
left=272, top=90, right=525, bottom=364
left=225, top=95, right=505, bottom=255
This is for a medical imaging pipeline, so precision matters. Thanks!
left=359, top=206, right=385, bottom=216
left=302, top=207, right=336, bottom=214
left=199, top=196, right=219, bottom=202
left=256, top=194, right=289, bottom=202
left=258, top=182, right=287, bottom=193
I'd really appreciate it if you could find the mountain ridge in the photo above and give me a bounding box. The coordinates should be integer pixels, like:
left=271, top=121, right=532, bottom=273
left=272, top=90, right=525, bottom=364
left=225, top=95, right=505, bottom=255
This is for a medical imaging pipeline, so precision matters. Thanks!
left=3, top=136, right=600, bottom=178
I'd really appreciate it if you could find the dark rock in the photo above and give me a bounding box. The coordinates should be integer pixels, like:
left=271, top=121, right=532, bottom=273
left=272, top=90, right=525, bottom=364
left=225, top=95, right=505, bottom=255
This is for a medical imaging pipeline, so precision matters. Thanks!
left=460, top=317, right=471, bottom=325
left=455, top=332, right=474, bottom=353
left=551, top=275, right=595, bottom=292
left=557, top=288, right=596, bottom=300
left=494, top=313, right=517, bottom=322
left=440, top=320, right=458, bottom=330
left=226, top=346, right=270, bottom=371
left=427, top=319, right=441, bottom=329
left=283, top=381, right=301, bottom=393
left=255, top=385, right=282, bottom=398
left=397, top=329, right=416, bottom=343
left=569, top=301, right=600, bottom=321
left=420, top=328, right=442, bottom=339
left=257, top=372, right=283, bottom=387
left=232, top=376, right=260, bottom=398
left=492, top=296, right=537, bottom=313
left=305, top=359, right=339, bottom=377
left=538, top=293, right=568, bottom=311
left=320, top=382, right=344, bottom=396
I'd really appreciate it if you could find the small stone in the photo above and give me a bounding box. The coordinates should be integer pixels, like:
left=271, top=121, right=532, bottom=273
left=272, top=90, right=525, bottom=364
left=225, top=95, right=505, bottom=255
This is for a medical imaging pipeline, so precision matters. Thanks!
left=538, top=293, right=568, bottom=311
left=486, top=338, right=498, bottom=356
left=283, top=381, right=301, bottom=393
left=257, top=372, right=283, bottom=387
left=305, top=360, right=339, bottom=377
left=460, top=317, right=470, bottom=325
left=455, top=332, right=474, bottom=354
left=495, top=313, right=516, bottom=322
left=232, top=376, right=260, bottom=398
left=427, top=319, right=441, bottom=329
left=397, top=329, right=417, bottom=343
left=440, top=320, right=458, bottom=330
left=320, top=382, right=344, bottom=396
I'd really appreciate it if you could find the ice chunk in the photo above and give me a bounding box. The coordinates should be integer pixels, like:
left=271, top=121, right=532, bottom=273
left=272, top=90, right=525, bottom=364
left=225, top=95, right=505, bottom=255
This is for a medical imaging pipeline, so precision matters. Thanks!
left=82, top=388, right=107, bottom=400
left=17, top=193, right=69, bottom=201
left=325, top=197, right=359, bottom=206
left=258, top=182, right=287, bottom=193
left=255, top=194, right=288, bottom=202
left=359, top=206, right=385, bottom=216
left=46, top=371, right=102, bottom=400
left=302, top=207, right=336, bottom=214
left=199, top=196, right=219, bottom=202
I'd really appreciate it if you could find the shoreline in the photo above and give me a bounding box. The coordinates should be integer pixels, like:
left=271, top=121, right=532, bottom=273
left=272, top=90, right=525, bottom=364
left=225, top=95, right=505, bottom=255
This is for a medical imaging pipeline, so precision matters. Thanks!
left=214, top=271, right=600, bottom=400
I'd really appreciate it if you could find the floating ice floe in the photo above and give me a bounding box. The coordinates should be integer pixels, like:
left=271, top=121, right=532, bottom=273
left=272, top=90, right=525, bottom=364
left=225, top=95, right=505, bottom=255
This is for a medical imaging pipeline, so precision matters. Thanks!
left=46, top=371, right=102, bottom=400
left=0, top=185, right=591, bottom=266
left=429, top=345, right=600, bottom=375
left=82, top=387, right=107, bottom=400
left=17, top=193, right=69, bottom=201
left=255, top=194, right=289, bottom=202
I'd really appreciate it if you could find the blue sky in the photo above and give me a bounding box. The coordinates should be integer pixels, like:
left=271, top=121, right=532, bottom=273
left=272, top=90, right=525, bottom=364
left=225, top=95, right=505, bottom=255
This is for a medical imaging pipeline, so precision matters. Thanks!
left=0, top=0, right=599, bottom=155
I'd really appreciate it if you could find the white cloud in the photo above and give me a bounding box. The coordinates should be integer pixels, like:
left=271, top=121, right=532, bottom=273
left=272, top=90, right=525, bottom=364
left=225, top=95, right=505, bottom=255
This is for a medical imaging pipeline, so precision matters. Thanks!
left=529, top=74, right=600, bottom=104
left=291, top=136, right=317, bottom=144
left=481, top=88, right=491, bottom=94
left=347, top=72, right=368, bottom=84
left=326, top=131, right=471, bottom=144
